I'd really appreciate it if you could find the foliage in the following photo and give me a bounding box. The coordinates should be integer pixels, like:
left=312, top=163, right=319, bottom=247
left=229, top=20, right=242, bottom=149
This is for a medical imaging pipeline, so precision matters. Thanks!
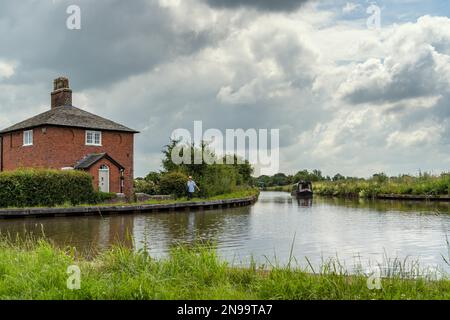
left=0, top=238, right=449, bottom=300
left=134, top=178, right=159, bottom=195
left=196, top=164, right=238, bottom=197
left=141, top=139, right=254, bottom=198
left=94, top=192, right=117, bottom=203
left=159, top=171, right=189, bottom=198
left=314, top=172, right=450, bottom=198
left=144, top=171, right=161, bottom=184
left=255, top=169, right=331, bottom=188
left=134, top=171, right=163, bottom=195
left=294, top=169, right=325, bottom=182
left=0, top=169, right=97, bottom=208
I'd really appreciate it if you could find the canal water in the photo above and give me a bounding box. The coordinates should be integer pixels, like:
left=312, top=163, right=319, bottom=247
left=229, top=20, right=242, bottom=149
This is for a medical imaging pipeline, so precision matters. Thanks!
left=1, top=191, right=450, bottom=274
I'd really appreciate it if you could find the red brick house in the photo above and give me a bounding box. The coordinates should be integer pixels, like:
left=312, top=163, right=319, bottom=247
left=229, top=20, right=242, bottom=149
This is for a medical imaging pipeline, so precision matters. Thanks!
left=0, top=77, right=139, bottom=197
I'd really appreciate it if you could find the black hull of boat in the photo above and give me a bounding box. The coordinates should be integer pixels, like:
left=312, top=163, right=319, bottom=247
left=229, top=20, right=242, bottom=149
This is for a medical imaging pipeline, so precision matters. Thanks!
left=291, top=191, right=313, bottom=198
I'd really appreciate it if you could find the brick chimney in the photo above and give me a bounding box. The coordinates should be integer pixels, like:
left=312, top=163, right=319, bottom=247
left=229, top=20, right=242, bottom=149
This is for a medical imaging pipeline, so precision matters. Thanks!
left=51, top=77, right=72, bottom=108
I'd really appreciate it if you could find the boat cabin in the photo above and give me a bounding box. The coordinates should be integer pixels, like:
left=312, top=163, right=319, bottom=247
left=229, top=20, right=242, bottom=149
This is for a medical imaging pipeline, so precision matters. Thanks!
left=291, top=181, right=313, bottom=197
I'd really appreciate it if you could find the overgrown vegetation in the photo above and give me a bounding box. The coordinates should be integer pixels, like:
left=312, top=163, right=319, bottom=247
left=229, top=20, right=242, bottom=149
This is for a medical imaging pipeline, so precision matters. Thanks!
left=0, top=169, right=101, bottom=208
left=135, top=139, right=254, bottom=198
left=314, top=172, right=450, bottom=198
left=255, top=169, right=341, bottom=188
left=0, top=238, right=448, bottom=300
left=258, top=171, right=450, bottom=198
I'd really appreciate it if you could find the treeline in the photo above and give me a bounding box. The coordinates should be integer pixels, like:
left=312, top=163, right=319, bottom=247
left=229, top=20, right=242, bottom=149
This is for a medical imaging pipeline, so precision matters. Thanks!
left=256, top=170, right=450, bottom=197
left=254, top=169, right=358, bottom=188
left=135, top=139, right=254, bottom=198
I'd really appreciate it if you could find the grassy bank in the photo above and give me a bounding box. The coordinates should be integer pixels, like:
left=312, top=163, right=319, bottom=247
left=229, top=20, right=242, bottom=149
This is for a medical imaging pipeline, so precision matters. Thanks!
left=265, top=185, right=291, bottom=192
left=0, top=239, right=449, bottom=300
left=264, top=173, right=450, bottom=199
left=91, top=188, right=259, bottom=207
left=142, top=188, right=259, bottom=204
left=314, top=174, right=450, bottom=198
left=0, top=188, right=259, bottom=211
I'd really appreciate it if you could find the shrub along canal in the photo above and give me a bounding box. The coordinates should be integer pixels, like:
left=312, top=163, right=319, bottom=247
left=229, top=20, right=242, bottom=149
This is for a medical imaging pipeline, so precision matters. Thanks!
left=1, top=191, right=450, bottom=274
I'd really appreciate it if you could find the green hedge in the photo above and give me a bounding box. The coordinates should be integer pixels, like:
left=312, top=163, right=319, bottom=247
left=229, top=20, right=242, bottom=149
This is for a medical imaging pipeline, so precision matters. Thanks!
left=159, top=171, right=189, bottom=198
left=0, top=169, right=98, bottom=208
left=94, top=192, right=118, bottom=203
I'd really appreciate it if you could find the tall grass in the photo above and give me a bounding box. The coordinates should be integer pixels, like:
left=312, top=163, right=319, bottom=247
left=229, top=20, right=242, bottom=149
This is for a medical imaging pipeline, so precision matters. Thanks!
left=313, top=173, right=450, bottom=198
left=264, top=173, right=450, bottom=198
left=0, top=237, right=449, bottom=300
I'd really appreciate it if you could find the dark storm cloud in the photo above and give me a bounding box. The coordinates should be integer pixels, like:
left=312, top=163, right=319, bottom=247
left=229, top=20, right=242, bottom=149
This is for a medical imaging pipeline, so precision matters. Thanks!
left=0, top=0, right=217, bottom=90
left=203, top=0, right=311, bottom=12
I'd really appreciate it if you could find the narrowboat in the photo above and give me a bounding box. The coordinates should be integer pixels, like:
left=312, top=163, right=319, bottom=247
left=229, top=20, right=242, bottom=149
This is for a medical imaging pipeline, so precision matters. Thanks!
left=291, top=181, right=313, bottom=198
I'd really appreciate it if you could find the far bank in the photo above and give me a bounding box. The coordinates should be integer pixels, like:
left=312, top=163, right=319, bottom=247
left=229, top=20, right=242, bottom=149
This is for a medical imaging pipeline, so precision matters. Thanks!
left=262, top=172, right=450, bottom=202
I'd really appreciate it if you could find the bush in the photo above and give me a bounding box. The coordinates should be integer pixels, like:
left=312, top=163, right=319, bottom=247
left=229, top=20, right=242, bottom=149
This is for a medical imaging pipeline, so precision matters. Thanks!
left=197, top=165, right=238, bottom=197
left=0, top=169, right=97, bottom=208
left=134, top=178, right=159, bottom=195
left=94, top=192, right=117, bottom=203
left=159, top=171, right=189, bottom=198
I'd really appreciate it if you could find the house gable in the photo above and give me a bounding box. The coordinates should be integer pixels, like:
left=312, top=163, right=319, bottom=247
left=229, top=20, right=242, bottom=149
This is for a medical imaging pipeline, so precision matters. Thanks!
left=0, top=77, right=137, bottom=197
left=75, top=153, right=125, bottom=170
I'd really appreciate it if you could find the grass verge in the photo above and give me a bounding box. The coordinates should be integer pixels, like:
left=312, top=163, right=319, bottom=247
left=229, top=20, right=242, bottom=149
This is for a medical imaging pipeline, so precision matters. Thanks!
left=0, top=238, right=449, bottom=300
left=0, top=189, right=259, bottom=211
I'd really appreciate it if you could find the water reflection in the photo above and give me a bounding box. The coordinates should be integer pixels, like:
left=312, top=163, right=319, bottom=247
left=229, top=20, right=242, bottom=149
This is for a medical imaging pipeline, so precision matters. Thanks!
left=0, top=192, right=449, bottom=273
left=296, top=197, right=313, bottom=208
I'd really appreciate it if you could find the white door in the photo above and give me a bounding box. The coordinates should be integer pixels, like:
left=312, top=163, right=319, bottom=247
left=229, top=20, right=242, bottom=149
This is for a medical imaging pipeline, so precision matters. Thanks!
left=99, top=165, right=110, bottom=193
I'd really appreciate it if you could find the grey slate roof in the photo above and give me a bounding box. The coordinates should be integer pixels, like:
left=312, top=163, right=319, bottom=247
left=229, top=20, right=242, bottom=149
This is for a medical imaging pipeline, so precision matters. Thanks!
left=74, top=153, right=107, bottom=169
left=0, top=105, right=139, bottom=134
left=74, top=153, right=124, bottom=170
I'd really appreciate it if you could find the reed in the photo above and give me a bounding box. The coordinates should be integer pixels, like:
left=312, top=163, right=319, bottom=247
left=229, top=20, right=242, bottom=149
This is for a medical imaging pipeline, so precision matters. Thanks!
left=313, top=173, right=450, bottom=198
left=0, top=237, right=449, bottom=300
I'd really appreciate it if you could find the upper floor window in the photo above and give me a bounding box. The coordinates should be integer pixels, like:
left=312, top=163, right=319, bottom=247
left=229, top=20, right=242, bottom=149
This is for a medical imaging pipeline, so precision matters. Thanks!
left=86, top=130, right=102, bottom=146
left=23, top=130, right=33, bottom=146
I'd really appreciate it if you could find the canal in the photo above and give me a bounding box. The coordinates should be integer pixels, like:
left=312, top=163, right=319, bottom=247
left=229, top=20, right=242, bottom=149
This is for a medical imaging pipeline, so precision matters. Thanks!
left=1, top=191, right=450, bottom=274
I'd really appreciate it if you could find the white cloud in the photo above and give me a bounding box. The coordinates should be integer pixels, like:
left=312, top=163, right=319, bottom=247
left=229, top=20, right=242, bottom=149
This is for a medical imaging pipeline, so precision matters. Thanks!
left=2, top=2, right=450, bottom=177
left=0, top=60, right=15, bottom=79
left=337, top=17, right=450, bottom=104
left=387, top=126, right=443, bottom=148
left=342, top=2, right=360, bottom=14
left=85, top=11, right=450, bottom=177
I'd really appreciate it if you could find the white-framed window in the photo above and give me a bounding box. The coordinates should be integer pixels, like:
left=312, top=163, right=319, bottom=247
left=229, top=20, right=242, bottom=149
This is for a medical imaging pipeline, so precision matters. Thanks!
left=23, top=130, right=33, bottom=146
left=85, top=130, right=102, bottom=146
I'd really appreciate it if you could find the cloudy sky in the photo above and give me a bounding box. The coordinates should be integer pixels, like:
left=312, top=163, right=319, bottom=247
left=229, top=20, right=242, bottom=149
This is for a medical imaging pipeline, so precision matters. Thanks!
left=1, top=0, right=450, bottom=177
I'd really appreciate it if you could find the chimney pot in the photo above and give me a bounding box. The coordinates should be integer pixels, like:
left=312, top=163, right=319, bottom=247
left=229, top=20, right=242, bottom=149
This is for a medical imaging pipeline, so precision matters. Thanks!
left=51, top=77, right=72, bottom=108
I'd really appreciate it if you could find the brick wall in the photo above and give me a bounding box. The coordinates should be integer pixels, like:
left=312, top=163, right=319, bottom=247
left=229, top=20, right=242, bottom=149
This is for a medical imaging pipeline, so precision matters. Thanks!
left=0, top=126, right=135, bottom=196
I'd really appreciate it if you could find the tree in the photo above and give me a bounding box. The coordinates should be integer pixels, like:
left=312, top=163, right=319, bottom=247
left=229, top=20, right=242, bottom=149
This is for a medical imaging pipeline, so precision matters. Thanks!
left=159, top=138, right=254, bottom=197
left=372, top=172, right=388, bottom=183
left=311, top=169, right=324, bottom=182
left=294, top=170, right=310, bottom=182
left=145, top=171, right=161, bottom=184
left=332, top=173, right=345, bottom=181
left=272, top=173, right=288, bottom=186
left=161, top=139, right=181, bottom=173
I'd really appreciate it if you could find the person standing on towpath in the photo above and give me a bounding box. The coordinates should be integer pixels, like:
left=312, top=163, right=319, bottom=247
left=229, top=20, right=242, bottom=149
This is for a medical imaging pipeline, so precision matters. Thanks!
left=186, top=176, right=200, bottom=200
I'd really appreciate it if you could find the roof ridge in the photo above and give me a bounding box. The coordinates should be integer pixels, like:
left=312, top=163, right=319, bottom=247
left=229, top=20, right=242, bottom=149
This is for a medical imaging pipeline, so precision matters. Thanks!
left=0, top=105, right=139, bottom=134
left=69, top=106, right=135, bottom=129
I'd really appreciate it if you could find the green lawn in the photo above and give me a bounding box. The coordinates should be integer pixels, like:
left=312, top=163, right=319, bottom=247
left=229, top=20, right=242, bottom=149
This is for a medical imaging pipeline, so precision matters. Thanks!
left=0, top=239, right=449, bottom=300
